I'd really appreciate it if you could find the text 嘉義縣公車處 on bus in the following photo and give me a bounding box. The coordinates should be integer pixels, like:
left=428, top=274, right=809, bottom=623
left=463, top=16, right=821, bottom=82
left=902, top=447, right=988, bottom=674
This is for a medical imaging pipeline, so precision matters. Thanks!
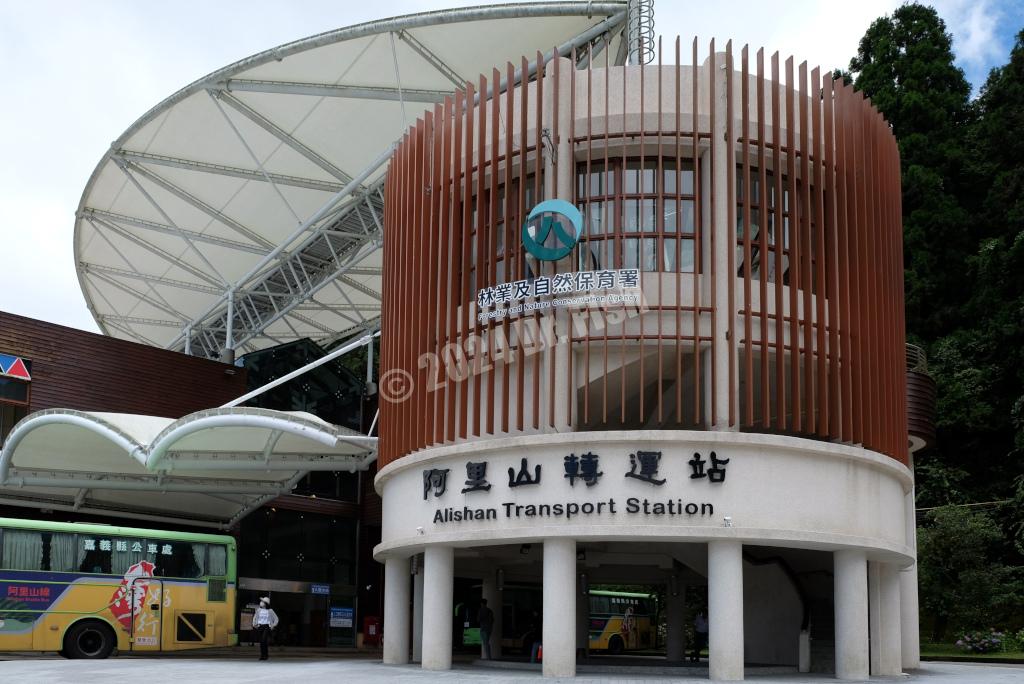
left=0, top=517, right=236, bottom=658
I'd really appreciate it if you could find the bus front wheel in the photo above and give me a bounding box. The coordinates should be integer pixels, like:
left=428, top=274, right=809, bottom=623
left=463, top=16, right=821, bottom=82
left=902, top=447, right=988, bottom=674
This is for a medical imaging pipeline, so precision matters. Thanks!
left=607, top=634, right=624, bottom=655
left=64, top=620, right=116, bottom=659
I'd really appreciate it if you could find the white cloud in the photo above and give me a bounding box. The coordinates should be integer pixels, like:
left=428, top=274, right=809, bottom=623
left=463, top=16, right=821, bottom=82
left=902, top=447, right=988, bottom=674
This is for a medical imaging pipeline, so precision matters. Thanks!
left=933, top=0, right=1004, bottom=67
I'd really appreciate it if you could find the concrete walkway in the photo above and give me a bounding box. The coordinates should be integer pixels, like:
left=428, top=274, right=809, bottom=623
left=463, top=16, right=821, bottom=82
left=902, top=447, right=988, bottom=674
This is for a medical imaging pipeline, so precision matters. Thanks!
left=0, top=655, right=1022, bottom=683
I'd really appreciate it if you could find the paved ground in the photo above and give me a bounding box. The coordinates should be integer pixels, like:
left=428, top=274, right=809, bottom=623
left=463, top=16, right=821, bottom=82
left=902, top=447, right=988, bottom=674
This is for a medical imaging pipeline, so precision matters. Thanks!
left=0, top=653, right=1022, bottom=683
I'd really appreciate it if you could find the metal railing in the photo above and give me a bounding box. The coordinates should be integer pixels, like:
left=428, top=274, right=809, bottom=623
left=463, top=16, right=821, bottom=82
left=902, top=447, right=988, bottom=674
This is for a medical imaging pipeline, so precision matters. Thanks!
left=906, top=343, right=928, bottom=374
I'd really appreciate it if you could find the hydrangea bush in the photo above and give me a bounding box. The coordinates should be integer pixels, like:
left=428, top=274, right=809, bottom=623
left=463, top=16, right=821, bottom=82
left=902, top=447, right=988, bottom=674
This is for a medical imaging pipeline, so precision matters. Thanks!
left=955, top=629, right=1006, bottom=653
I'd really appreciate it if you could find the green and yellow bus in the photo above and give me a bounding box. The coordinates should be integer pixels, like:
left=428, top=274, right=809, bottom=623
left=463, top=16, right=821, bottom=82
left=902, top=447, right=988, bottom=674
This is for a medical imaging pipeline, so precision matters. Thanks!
left=0, top=517, right=236, bottom=658
left=588, top=590, right=657, bottom=654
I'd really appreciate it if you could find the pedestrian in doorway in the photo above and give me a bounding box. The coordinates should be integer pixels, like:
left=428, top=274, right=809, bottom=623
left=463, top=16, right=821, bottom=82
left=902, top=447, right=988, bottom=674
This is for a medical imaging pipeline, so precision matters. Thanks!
left=528, top=610, right=543, bottom=663
left=478, top=598, right=495, bottom=659
left=690, top=611, right=708, bottom=663
left=253, top=596, right=280, bottom=661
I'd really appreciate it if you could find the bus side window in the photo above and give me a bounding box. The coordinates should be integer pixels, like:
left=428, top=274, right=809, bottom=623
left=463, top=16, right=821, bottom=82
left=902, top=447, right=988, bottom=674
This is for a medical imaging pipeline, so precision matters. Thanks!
left=47, top=532, right=77, bottom=572
left=2, top=529, right=43, bottom=570
left=155, top=542, right=205, bottom=578
left=77, top=536, right=112, bottom=574
left=208, top=544, right=227, bottom=576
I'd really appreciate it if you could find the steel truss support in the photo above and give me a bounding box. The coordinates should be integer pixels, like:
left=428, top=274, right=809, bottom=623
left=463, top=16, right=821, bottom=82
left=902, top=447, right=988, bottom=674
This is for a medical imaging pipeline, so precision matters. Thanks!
left=210, top=90, right=354, bottom=185
left=117, top=149, right=344, bottom=193
left=115, top=156, right=272, bottom=249
left=167, top=146, right=392, bottom=357
left=79, top=208, right=268, bottom=255
left=214, top=79, right=448, bottom=103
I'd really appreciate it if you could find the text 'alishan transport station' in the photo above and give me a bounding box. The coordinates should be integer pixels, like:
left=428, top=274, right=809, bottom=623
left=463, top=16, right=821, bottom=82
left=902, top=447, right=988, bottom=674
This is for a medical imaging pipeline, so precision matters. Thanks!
left=0, top=2, right=939, bottom=681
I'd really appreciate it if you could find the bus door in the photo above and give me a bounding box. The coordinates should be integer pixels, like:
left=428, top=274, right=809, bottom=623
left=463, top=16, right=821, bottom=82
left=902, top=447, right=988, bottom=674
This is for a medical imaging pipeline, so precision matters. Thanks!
left=129, top=578, right=164, bottom=651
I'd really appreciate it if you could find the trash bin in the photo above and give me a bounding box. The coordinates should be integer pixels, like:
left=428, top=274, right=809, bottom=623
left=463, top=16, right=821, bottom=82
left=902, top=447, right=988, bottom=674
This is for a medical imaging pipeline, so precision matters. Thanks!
left=363, top=615, right=382, bottom=647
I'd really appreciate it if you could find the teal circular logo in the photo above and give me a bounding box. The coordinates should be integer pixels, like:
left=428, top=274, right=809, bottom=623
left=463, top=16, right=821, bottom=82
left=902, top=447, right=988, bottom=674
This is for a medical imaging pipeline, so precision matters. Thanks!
left=521, top=199, right=583, bottom=261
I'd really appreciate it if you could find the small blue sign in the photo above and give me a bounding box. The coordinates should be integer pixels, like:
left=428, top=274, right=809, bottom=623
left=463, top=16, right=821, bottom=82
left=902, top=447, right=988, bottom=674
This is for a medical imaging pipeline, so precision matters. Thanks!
left=310, top=584, right=330, bottom=595
left=330, top=606, right=353, bottom=628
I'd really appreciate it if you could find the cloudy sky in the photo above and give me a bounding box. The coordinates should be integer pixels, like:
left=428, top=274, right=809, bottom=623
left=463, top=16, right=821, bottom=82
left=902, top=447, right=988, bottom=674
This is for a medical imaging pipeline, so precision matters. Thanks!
left=0, top=0, right=1019, bottom=335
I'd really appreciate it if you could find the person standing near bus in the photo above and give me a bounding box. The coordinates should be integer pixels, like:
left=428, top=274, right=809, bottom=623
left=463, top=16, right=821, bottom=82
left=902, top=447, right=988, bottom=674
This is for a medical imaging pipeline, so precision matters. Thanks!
left=477, top=599, right=495, bottom=659
left=253, top=596, right=279, bottom=661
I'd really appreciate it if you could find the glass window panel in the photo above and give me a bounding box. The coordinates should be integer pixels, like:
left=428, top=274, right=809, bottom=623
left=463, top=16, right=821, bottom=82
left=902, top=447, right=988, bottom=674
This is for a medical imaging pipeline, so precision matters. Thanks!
left=77, top=536, right=111, bottom=574
left=0, top=379, right=29, bottom=404
left=664, top=200, right=678, bottom=232
left=623, top=200, right=639, bottom=232
left=623, top=238, right=640, bottom=270
left=583, top=239, right=615, bottom=271
left=663, top=238, right=677, bottom=272
left=640, top=199, right=656, bottom=232
left=664, top=167, right=677, bottom=194
left=680, top=239, right=695, bottom=273
left=679, top=200, right=695, bottom=234
left=681, top=167, right=694, bottom=195
left=736, top=216, right=761, bottom=242
left=623, top=199, right=655, bottom=233
left=154, top=540, right=203, bottom=578
left=624, top=162, right=655, bottom=194
left=586, top=201, right=610, bottom=236
left=593, top=167, right=606, bottom=196
left=663, top=163, right=695, bottom=195
left=209, top=545, right=228, bottom=576
left=642, top=238, right=658, bottom=272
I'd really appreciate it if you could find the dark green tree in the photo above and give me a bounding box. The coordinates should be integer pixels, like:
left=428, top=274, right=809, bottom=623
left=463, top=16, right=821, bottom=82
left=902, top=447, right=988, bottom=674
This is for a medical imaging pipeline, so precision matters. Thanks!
left=917, top=506, right=1021, bottom=640
left=848, top=10, right=1024, bottom=640
left=848, top=3, right=974, bottom=342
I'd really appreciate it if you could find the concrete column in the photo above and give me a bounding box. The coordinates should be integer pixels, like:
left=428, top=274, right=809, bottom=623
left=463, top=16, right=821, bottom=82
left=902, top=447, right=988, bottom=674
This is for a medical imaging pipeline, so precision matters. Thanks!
left=543, top=538, right=576, bottom=677
left=481, top=569, right=502, bottom=659
left=708, top=540, right=744, bottom=681
left=900, top=481, right=920, bottom=669
left=709, top=51, right=736, bottom=429
left=900, top=564, right=920, bottom=668
left=869, top=562, right=902, bottom=676
left=421, top=545, right=454, bottom=671
left=412, top=561, right=424, bottom=662
left=382, top=556, right=410, bottom=665
left=548, top=56, right=575, bottom=432
left=665, top=576, right=687, bottom=661
left=834, top=549, right=869, bottom=680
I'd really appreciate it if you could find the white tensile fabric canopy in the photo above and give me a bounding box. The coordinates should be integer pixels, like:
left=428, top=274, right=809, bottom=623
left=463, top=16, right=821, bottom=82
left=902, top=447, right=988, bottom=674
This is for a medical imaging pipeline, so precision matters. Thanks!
left=74, top=3, right=630, bottom=360
left=0, top=407, right=376, bottom=528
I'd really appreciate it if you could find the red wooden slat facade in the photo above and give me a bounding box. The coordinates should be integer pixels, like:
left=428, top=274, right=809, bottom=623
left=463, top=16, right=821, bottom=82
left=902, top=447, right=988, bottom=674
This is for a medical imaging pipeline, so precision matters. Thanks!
left=379, top=40, right=907, bottom=469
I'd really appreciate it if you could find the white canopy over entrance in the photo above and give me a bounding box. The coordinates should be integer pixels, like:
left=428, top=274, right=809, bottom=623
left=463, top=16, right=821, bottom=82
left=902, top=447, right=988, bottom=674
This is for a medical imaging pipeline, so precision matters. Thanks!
left=73, top=2, right=631, bottom=359
left=0, top=407, right=376, bottom=528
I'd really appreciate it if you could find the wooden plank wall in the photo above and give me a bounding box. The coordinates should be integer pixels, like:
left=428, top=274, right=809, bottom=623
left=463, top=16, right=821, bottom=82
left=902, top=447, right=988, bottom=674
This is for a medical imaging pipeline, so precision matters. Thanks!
left=0, top=310, right=246, bottom=417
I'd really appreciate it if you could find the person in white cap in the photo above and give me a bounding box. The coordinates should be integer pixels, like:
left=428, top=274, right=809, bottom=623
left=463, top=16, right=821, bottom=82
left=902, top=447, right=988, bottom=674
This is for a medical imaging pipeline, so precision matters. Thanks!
left=253, top=596, right=279, bottom=660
